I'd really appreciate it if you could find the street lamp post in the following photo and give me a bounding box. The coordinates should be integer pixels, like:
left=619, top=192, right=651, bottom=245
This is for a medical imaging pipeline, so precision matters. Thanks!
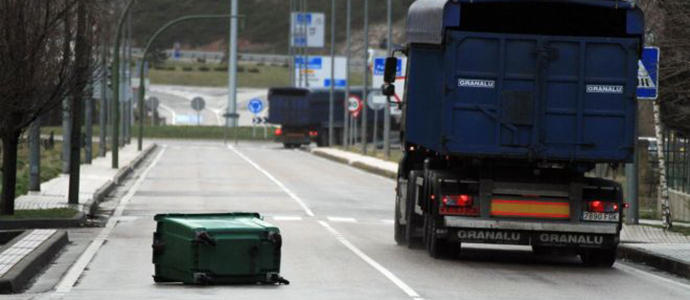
left=111, top=0, right=137, bottom=169
left=361, top=0, right=369, bottom=154
left=384, top=0, right=392, bottom=159
left=136, top=15, right=239, bottom=150
left=328, top=0, right=336, bottom=147
left=343, top=0, right=351, bottom=148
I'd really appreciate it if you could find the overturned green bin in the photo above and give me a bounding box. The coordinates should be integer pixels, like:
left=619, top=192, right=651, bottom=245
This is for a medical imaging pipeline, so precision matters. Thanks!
left=152, top=213, right=289, bottom=285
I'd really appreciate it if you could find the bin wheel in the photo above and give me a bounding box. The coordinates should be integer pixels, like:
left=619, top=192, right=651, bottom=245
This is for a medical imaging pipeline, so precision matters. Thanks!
left=580, top=248, right=617, bottom=267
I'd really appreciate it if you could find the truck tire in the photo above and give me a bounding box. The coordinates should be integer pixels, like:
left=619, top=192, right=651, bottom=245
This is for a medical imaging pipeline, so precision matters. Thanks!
left=406, top=171, right=424, bottom=249
left=424, top=171, right=457, bottom=259
left=580, top=248, right=617, bottom=267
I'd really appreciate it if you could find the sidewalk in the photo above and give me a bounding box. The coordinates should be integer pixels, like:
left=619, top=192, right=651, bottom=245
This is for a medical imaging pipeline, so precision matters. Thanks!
left=14, top=142, right=155, bottom=214
left=311, top=147, right=690, bottom=278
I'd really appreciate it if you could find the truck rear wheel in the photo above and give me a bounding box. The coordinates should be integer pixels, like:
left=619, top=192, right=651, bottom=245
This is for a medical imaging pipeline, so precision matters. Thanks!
left=580, top=248, right=617, bottom=267
left=424, top=172, right=457, bottom=259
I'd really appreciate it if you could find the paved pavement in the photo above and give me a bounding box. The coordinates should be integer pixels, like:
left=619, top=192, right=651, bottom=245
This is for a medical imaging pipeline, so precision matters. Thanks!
left=15, top=141, right=690, bottom=299
left=149, top=85, right=268, bottom=126
left=15, top=142, right=149, bottom=211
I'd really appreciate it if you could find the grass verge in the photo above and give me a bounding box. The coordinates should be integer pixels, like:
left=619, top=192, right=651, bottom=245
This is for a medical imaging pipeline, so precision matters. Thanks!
left=0, top=208, right=79, bottom=220
left=43, top=126, right=277, bottom=141
left=149, top=61, right=367, bottom=88
left=1, top=141, right=103, bottom=199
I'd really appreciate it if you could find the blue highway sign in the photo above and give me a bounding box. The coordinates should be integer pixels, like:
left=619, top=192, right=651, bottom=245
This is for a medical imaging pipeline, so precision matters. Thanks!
left=248, top=98, right=265, bottom=115
left=638, top=47, right=659, bottom=100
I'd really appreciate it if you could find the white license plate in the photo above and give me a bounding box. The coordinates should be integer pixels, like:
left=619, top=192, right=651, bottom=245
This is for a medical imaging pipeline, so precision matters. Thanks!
left=582, top=212, right=619, bottom=222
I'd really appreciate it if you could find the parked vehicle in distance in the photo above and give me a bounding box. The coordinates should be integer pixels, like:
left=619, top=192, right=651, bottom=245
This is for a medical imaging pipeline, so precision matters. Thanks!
left=386, top=0, right=644, bottom=267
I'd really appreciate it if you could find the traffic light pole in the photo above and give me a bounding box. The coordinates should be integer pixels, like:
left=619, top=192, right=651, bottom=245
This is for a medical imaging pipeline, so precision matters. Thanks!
left=137, top=15, right=239, bottom=151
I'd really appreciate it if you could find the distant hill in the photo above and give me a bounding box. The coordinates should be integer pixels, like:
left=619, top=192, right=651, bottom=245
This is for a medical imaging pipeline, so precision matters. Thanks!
left=131, top=0, right=414, bottom=55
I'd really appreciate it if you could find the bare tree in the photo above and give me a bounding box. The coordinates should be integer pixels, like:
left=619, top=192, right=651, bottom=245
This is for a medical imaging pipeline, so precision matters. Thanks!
left=638, top=0, right=690, bottom=228
left=0, top=0, right=101, bottom=215
left=640, top=0, right=690, bottom=130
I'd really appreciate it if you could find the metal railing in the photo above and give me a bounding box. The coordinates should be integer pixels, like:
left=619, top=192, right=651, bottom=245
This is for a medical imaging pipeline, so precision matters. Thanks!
left=663, top=129, right=690, bottom=193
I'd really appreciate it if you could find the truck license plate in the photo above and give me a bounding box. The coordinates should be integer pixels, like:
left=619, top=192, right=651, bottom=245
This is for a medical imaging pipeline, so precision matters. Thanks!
left=582, top=212, right=619, bottom=222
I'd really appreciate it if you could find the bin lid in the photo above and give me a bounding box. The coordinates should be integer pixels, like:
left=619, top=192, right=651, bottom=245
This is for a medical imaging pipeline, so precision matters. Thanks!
left=155, top=213, right=278, bottom=232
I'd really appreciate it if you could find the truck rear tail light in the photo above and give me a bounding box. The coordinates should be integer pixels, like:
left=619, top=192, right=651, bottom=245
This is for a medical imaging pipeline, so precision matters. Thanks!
left=586, top=200, right=619, bottom=213
left=275, top=128, right=283, bottom=136
left=443, top=195, right=473, bottom=207
left=440, top=194, right=479, bottom=216
left=309, top=131, right=319, bottom=137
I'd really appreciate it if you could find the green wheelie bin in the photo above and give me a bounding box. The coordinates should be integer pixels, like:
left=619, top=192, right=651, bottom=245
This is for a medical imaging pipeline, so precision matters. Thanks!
left=152, top=213, right=289, bottom=285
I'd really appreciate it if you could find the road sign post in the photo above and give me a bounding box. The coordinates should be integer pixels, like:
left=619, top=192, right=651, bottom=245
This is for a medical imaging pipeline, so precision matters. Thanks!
left=223, top=112, right=241, bottom=145
left=368, top=92, right=386, bottom=150
left=191, top=97, right=206, bottom=126
left=626, top=47, right=661, bottom=225
left=146, top=97, right=160, bottom=126
left=248, top=98, right=265, bottom=139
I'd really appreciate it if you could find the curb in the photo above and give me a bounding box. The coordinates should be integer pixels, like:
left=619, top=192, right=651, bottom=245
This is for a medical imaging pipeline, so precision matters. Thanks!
left=83, top=143, right=158, bottom=216
left=618, top=245, right=690, bottom=280
left=311, top=149, right=397, bottom=179
left=0, top=231, right=69, bottom=294
left=0, top=213, right=86, bottom=230
left=0, top=144, right=158, bottom=230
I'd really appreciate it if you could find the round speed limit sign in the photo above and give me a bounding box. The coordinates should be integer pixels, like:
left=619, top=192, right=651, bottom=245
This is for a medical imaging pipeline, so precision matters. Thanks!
left=348, top=95, right=363, bottom=118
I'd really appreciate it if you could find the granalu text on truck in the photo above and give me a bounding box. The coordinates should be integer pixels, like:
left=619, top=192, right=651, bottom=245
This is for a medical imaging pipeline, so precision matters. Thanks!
left=385, top=0, right=644, bottom=267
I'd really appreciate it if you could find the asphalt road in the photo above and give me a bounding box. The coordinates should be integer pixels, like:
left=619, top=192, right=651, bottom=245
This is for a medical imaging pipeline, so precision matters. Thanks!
left=27, top=141, right=690, bottom=299
left=148, top=85, right=268, bottom=126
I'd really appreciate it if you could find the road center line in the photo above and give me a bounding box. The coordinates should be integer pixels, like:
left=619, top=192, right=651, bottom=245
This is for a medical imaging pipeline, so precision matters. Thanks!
left=53, top=146, right=167, bottom=294
left=228, top=145, right=315, bottom=217
left=229, top=145, right=422, bottom=299
left=318, top=221, right=424, bottom=300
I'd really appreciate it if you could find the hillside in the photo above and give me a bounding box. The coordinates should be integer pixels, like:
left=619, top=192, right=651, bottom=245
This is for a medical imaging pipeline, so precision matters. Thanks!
left=131, top=0, right=414, bottom=55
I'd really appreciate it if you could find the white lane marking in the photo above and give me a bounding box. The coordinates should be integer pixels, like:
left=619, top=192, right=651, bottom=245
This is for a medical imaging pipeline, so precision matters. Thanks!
left=228, top=145, right=315, bottom=217
left=273, top=216, right=303, bottom=221
left=327, top=217, right=357, bottom=223
left=381, top=220, right=395, bottom=225
left=318, top=221, right=424, bottom=300
left=617, top=262, right=690, bottom=291
left=53, top=146, right=166, bottom=294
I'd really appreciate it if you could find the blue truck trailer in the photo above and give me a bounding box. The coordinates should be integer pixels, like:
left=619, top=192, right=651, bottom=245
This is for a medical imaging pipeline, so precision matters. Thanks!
left=268, top=88, right=347, bottom=148
left=386, top=0, right=644, bottom=266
